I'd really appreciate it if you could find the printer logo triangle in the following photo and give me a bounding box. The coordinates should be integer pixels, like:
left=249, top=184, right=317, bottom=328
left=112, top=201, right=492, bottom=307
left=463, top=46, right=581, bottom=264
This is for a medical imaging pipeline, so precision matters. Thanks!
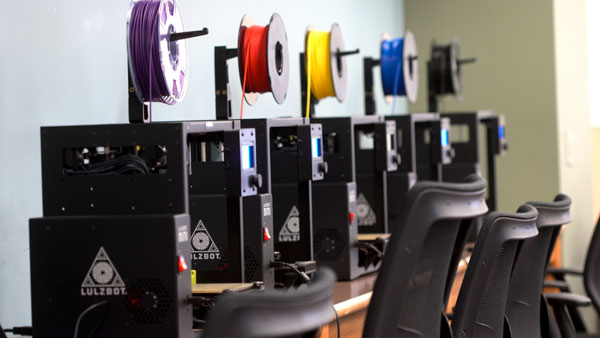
left=81, top=247, right=127, bottom=297
left=190, top=220, right=220, bottom=254
left=278, top=206, right=300, bottom=242
left=356, top=193, right=377, bottom=226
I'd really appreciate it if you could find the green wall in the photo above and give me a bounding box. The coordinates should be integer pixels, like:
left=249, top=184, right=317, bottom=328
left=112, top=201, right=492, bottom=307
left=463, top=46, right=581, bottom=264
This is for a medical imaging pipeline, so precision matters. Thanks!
left=406, top=0, right=596, bottom=329
left=405, top=0, right=560, bottom=212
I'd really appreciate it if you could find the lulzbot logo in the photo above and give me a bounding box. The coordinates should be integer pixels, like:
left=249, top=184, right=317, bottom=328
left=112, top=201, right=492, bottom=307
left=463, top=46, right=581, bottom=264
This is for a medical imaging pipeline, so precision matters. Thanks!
left=81, top=247, right=127, bottom=296
left=278, top=206, right=300, bottom=242
left=190, top=220, right=221, bottom=260
left=356, top=193, right=376, bottom=226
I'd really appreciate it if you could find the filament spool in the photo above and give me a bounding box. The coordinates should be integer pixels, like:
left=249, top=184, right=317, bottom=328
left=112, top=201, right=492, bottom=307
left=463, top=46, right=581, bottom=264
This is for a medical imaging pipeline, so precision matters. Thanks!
left=430, top=38, right=470, bottom=101
left=304, top=24, right=348, bottom=103
left=380, top=31, right=418, bottom=103
left=237, top=13, right=290, bottom=106
left=127, top=0, right=189, bottom=105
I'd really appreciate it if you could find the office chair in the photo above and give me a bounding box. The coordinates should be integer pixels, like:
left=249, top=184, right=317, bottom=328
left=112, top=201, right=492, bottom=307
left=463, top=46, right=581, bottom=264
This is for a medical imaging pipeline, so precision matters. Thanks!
left=451, top=204, right=538, bottom=338
left=545, top=215, right=600, bottom=338
left=363, top=174, right=489, bottom=338
left=505, top=194, right=571, bottom=337
left=202, top=267, right=336, bottom=338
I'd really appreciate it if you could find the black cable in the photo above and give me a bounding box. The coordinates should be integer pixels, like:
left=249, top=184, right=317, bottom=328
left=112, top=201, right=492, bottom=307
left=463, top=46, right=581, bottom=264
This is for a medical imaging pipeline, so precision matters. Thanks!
left=73, top=300, right=109, bottom=338
left=331, top=304, right=340, bottom=338
left=65, top=154, right=149, bottom=176
left=354, top=241, right=383, bottom=258
left=186, top=296, right=216, bottom=309
left=2, top=326, right=32, bottom=336
left=271, top=261, right=310, bottom=284
left=85, top=304, right=108, bottom=338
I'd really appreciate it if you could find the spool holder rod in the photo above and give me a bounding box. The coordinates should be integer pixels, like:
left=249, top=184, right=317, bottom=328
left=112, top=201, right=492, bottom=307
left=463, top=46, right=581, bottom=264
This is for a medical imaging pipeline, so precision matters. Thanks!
left=427, top=58, right=439, bottom=112
left=214, top=46, right=239, bottom=120
left=407, top=55, right=418, bottom=81
left=300, top=48, right=360, bottom=118
left=458, top=57, right=477, bottom=66
left=170, top=27, right=209, bottom=41
left=336, top=48, right=360, bottom=57
left=299, top=52, right=316, bottom=117
left=363, top=57, right=380, bottom=116
left=128, top=67, right=150, bottom=124
left=482, top=115, right=503, bottom=211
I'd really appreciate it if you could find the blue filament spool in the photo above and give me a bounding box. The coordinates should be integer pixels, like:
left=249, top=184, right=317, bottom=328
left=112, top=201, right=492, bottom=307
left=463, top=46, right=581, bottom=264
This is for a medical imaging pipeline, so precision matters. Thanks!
left=380, top=31, right=418, bottom=103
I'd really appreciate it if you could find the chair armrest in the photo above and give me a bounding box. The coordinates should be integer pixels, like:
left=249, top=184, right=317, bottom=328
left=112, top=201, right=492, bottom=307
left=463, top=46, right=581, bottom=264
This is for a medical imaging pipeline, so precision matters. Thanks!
left=547, top=267, right=583, bottom=277
left=544, top=280, right=570, bottom=291
left=544, top=292, right=591, bottom=307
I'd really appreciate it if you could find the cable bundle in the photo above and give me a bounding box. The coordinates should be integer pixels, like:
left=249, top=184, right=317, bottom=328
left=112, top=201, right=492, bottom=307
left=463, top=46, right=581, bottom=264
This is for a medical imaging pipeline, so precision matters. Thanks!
left=127, top=0, right=189, bottom=106
left=380, top=31, right=418, bottom=105
left=64, top=155, right=150, bottom=176
left=238, top=13, right=289, bottom=118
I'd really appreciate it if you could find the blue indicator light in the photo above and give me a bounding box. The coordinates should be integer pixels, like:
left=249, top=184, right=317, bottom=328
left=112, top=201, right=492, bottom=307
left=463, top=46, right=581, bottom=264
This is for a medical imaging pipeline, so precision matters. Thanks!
left=242, top=145, right=254, bottom=170
left=441, top=129, right=449, bottom=147
left=312, top=137, right=322, bottom=158
left=499, top=125, right=505, bottom=139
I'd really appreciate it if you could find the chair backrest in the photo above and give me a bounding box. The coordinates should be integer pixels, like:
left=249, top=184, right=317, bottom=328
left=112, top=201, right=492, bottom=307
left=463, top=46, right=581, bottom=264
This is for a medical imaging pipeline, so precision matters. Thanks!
left=452, top=204, right=538, bottom=338
left=444, top=217, right=478, bottom=308
left=584, top=214, right=600, bottom=316
left=363, top=175, right=489, bottom=338
left=202, top=267, right=336, bottom=338
left=505, top=194, right=571, bottom=338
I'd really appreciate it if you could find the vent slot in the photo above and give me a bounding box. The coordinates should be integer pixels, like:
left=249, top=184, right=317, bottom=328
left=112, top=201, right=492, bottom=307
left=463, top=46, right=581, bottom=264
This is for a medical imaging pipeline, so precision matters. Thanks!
left=314, top=229, right=345, bottom=261
left=244, top=246, right=259, bottom=282
left=125, top=278, right=172, bottom=325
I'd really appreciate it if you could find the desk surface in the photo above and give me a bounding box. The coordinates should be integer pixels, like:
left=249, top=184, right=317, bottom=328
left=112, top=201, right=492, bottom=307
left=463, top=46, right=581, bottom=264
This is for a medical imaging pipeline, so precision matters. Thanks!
left=192, top=283, right=254, bottom=294
left=356, top=233, right=392, bottom=241
left=320, top=256, right=468, bottom=338
left=318, top=273, right=377, bottom=338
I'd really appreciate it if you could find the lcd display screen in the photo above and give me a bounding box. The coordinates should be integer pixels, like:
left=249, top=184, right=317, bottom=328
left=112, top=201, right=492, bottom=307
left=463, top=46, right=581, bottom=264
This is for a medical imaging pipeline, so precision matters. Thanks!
left=312, top=137, right=322, bottom=158
left=242, top=145, right=254, bottom=169
left=441, top=129, right=449, bottom=147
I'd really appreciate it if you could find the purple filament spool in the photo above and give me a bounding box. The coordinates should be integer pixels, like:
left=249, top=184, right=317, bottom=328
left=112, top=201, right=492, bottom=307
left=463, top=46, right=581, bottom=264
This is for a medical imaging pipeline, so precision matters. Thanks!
left=127, top=0, right=188, bottom=105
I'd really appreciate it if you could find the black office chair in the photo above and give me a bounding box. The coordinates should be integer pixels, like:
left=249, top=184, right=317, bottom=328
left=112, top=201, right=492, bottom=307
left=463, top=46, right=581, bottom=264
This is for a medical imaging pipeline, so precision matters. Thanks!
left=202, top=267, right=337, bottom=338
left=505, top=195, right=571, bottom=338
left=545, top=215, right=600, bottom=338
left=363, top=174, right=489, bottom=338
left=451, top=204, right=538, bottom=338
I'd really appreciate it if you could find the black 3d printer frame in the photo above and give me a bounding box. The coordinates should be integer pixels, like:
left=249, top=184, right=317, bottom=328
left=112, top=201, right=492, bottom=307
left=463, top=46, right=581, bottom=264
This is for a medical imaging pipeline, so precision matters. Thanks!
left=214, top=48, right=329, bottom=287
left=35, top=121, right=258, bottom=338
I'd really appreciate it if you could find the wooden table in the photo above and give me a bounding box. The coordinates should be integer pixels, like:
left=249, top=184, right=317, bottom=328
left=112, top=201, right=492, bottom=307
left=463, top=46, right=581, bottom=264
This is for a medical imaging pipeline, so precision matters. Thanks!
left=318, top=273, right=377, bottom=338
left=192, top=283, right=254, bottom=294
left=318, top=257, right=468, bottom=338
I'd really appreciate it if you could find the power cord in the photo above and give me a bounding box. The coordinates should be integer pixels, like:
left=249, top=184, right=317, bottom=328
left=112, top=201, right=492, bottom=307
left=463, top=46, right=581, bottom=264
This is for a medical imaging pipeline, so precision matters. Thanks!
left=354, top=241, right=383, bottom=258
left=2, top=326, right=32, bottom=336
left=271, top=261, right=311, bottom=284
left=186, top=296, right=216, bottom=309
left=331, top=304, right=340, bottom=338
left=73, top=300, right=109, bottom=338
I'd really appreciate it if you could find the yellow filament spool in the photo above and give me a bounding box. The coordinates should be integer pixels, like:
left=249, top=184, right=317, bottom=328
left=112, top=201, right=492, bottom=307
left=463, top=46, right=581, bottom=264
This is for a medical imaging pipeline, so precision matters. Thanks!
left=304, top=24, right=348, bottom=118
left=307, top=31, right=335, bottom=101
